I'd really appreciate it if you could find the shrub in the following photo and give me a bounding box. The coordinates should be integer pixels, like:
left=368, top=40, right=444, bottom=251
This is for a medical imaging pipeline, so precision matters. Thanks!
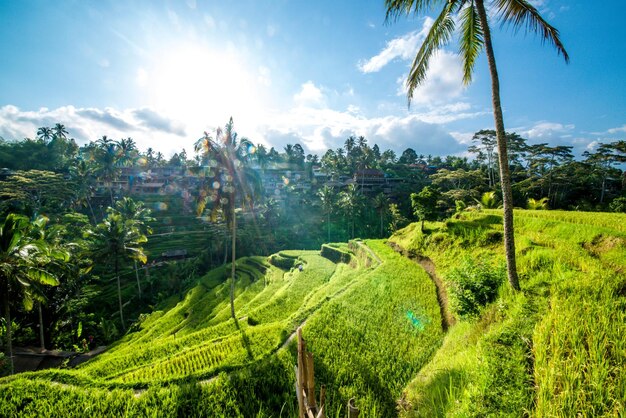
left=448, top=257, right=505, bottom=318
left=609, top=196, right=626, bottom=213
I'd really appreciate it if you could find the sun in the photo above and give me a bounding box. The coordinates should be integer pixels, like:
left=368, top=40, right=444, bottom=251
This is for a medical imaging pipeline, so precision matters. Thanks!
left=143, top=44, right=266, bottom=134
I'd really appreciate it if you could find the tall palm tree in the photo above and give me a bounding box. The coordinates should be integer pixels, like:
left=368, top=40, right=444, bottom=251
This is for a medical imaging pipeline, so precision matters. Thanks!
left=53, top=123, right=69, bottom=141
left=116, top=138, right=138, bottom=168
left=36, top=127, right=53, bottom=144
left=195, top=118, right=253, bottom=319
left=112, top=197, right=154, bottom=299
left=386, top=0, right=569, bottom=290
left=317, top=185, right=336, bottom=242
left=373, top=193, right=390, bottom=238
left=1, top=214, right=66, bottom=373
left=70, top=159, right=98, bottom=223
left=339, top=184, right=365, bottom=239
left=87, top=212, right=147, bottom=331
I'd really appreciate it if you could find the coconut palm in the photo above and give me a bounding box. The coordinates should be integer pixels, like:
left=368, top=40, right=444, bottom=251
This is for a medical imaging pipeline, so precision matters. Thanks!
left=1, top=214, right=67, bottom=373
left=373, top=193, right=390, bottom=238
left=53, top=123, right=69, bottom=141
left=194, top=118, right=254, bottom=319
left=339, top=184, right=365, bottom=239
left=111, top=198, right=154, bottom=299
left=36, top=127, right=53, bottom=144
left=386, top=0, right=569, bottom=290
left=86, top=212, right=147, bottom=331
left=116, top=138, right=138, bottom=167
left=317, top=185, right=337, bottom=242
left=70, top=159, right=98, bottom=223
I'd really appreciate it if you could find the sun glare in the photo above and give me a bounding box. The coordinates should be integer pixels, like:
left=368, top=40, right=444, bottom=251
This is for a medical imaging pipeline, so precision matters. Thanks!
left=146, top=45, right=265, bottom=132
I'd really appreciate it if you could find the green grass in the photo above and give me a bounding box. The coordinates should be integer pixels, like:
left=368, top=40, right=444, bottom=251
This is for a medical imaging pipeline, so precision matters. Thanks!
left=392, top=209, right=626, bottom=417
left=1, top=208, right=624, bottom=417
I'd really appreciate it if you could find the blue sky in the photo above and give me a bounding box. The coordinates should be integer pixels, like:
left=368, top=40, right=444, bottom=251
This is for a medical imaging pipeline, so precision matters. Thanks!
left=1, top=0, right=624, bottom=158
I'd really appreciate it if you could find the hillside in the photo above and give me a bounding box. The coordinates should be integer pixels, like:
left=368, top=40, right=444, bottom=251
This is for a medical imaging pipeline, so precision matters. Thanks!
left=1, top=209, right=625, bottom=417
left=0, top=240, right=443, bottom=416
left=390, top=209, right=625, bottom=417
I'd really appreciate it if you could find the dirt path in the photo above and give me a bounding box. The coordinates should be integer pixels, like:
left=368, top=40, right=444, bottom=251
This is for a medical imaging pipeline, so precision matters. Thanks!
left=387, top=241, right=455, bottom=331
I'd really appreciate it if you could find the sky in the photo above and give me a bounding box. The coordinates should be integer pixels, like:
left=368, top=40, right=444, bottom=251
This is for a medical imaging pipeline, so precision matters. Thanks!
left=0, top=0, right=625, bottom=159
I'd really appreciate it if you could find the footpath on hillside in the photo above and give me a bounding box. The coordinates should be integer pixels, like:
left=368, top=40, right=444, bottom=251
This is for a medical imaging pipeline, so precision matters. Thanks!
left=387, top=241, right=455, bottom=331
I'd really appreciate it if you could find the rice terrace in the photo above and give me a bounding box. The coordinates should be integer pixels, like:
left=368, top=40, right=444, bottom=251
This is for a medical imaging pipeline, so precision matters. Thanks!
left=0, top=1, right=625, bottom=417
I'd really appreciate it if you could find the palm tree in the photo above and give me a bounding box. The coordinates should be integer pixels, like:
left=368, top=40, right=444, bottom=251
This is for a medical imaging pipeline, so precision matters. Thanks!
left=194, top=118, right=254, bottom=319
left=318, top=185, right=336, bottom=242
left=53, top=123, right=69, bottom=141
left=70, top=159, right=98, bottom=223
left=87, top=212, right=147, bottom=331
left=95, top=142, right=121, bottom=205
left=116, top=138, right=138, bottom=168
left=527, top=197, right=549, bottom=210
left=373, top=193, right=390, bottom=238
left=1, top=214, right=66, bottom=373
left=111, top=198, right=154, bottom=299
left=386, top=0, right=569, bottom=291
left=339, top=184, right=365, bottom=239
left=36, top=127, right=53, bottom=144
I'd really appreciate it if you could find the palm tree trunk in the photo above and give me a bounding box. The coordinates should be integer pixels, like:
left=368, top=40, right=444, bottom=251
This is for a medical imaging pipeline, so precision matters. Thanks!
left=115, top=257, right=125, bottom=330
left=230, top=197, right=236, bottom=320
left=380, top=211, right=384, bottom=238
left=87, top=198, right=97, bottom=224
left=38, top=302, right=45, bottom=350
left=327, top=211, right=331, bottom=242
left=2, top=282, right=14, bottom=374
left=134, top=260, right=142, bottom=299
left=476, top=0, right=520, bottom=291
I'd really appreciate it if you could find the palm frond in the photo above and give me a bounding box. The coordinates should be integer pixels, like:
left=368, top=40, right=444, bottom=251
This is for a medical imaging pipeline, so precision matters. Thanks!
left=459, top=1, right=484, bottom=84
left=494, top=0, right=569, bottom=62
left=406, top=1, right=457, bottom=104
left=385, top=0, right=444, bottom=23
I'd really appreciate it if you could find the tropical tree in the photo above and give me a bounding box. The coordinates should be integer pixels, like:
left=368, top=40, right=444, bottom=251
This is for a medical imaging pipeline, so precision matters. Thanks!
left=527, top=197, right=549, bottom=210
left=339, top=184, right=365, bottom=239
left=194, top=118, right=254, bottom=319
left=53, top=123, right=69, bottom=141
left=1, top=214, right=68, bottom=374
left=86, top=212, right=147, bottom=331
left=116, top=138, right=138, bottom=168
left=411, top=186, right=441, bottom=232
left=111, top=198, right=154, bottom=299
left=373, top=193, right=390, bottom=237
left=317, top=185, right=337, bottom=242
left=36, top=127, right=53, bottom=144
left=386, top=0, right=569, bottom=290
left=70, top=160, right=98, bottom=223
left=476, top=191, right=500, bottom=209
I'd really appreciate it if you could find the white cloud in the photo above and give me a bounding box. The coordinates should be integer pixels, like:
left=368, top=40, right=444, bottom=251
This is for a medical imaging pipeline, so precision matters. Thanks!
left=256, top=104, right=470, bottom=156
left=608, top=124, right=626, bottom=134
left=0, top=105, right=189, bottom=157
left=358, top=17, right=433, bottom=73
left=396, top=50, right=466, bottom=106
left=524, top=121, right=575, bottom=140
left=294, top=81, right=326, bottom=108
left=266, top=24, right=276, bottom=37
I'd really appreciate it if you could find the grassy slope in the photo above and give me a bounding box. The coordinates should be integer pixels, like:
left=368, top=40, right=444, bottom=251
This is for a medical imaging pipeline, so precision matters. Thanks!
left=391, top=209, right=626, bottom=417
left=0, top=241, right=443, bottom=417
